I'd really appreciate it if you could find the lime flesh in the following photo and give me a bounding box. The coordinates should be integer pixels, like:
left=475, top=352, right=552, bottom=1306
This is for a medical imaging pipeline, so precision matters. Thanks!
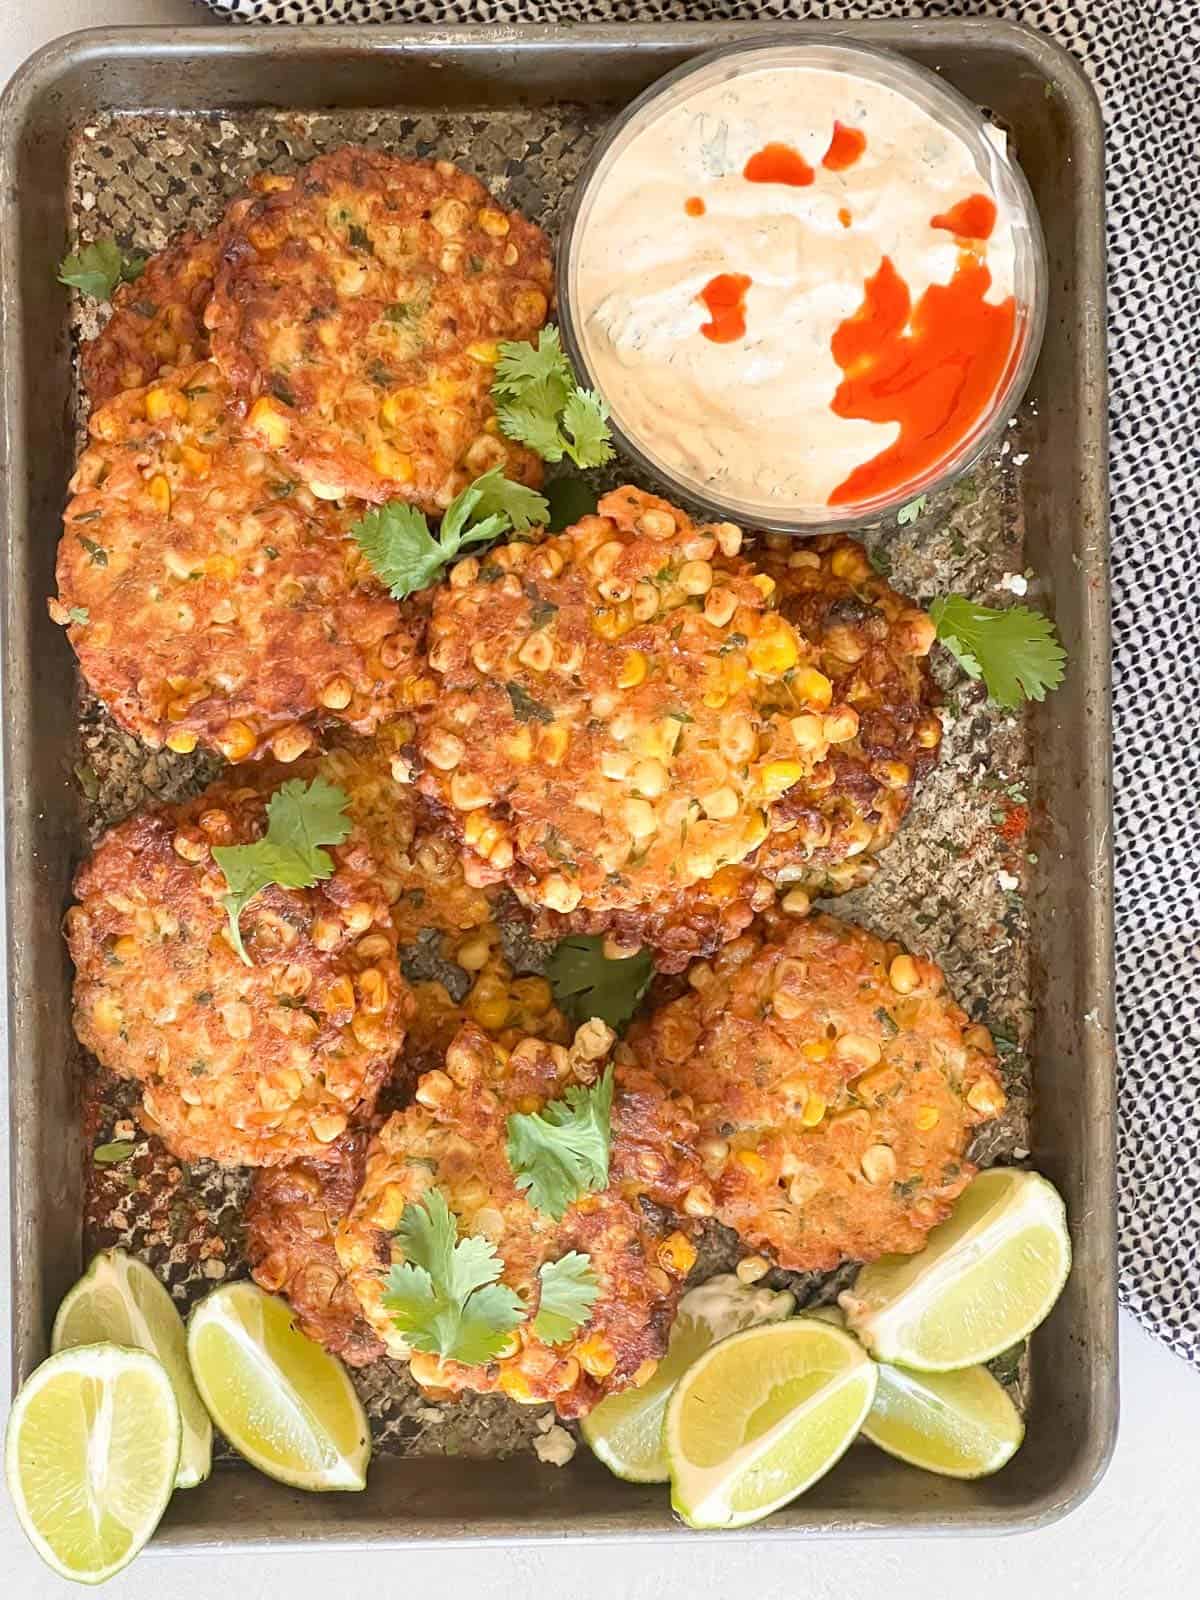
left=53, top=1249, right=212, bottom=1488
left=864, top=1360, right=1024, bottom=1477
left=5, top=1343, right=181, bottom=1585
left=186, top=1281, right=370, bottom=1491
left=665, top=1318, right=876, bottom=1530
left=840, top=1168, right=1071, bottom=1371
left=582, top=1274, right=794, bottom=1483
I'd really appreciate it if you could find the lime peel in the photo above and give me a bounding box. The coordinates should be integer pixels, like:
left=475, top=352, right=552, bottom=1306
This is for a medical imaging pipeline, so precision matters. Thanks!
left=5, top=1342, right=181, bottom=1586
left=52, top=1248, right=212, bottom=1488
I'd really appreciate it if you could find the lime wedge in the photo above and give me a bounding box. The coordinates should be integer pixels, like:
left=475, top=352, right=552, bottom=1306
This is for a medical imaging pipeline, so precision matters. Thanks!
left=582, top=1274, right=794, bottom=1482
left=53, top=1249, right=212, bottom=1488
left=863, top=1358, right=1025, bottom=1477
left=665, top=1318, right=877, bottom=1530
left=186, top=1281, right=370, bottom=1491
left=5, top=1343, right=181, bottom=1585
left=840, top=1168, right=1071, bottom=1371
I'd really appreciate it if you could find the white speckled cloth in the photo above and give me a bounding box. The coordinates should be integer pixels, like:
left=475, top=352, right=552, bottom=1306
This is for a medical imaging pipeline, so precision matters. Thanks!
left=195, top=0, right=1200, bottom=1368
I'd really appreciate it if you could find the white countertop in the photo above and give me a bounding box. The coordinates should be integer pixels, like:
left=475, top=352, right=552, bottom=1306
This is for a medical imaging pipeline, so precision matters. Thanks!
left=2, top=2, right=1195, bottom=1595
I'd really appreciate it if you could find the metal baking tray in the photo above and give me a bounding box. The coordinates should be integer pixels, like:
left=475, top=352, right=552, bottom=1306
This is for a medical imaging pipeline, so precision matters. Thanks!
left=0, top=20, right=1114, bottom=1544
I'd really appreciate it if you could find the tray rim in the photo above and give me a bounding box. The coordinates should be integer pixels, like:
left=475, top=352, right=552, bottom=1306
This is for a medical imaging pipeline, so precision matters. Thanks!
left=0, top=16, right=1115, bottom=1547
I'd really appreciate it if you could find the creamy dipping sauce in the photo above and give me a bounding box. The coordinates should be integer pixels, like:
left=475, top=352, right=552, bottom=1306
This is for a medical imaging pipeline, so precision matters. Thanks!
left=572, top=60, right=1023, bottom=515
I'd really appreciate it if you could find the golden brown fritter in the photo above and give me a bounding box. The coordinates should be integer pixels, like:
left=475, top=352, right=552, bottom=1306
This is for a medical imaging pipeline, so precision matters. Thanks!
left=314, top=729, right=493, bottom=942
left=244, top=1129, right=386, bottom=1366
left=334, top=1021, right=704, bottom=1418
left=51, top=361, right=431, bottom=763
left=206, top=148, right=551, bottom=507
left=417, top=485, right=936, bottom=970
left=747, top=534, right=942, bottom=899
left=66, top=760, right=414, bottom=1168
left=245, top=944, right=571, bottom=1366
left=81, top=230, right=220, bottom=408
left=624, top=913, right=1006, bottom=1273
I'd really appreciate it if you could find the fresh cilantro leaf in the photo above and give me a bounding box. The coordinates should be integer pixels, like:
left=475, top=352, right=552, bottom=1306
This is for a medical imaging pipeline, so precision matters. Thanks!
left=929, top=595, right=1066, bottom=709
left=506, top=1066, right=614, bottom=1219
left=546, top=934, right=653, bottom=1032
left=58, top=238, right=147, bottom=301
left=381, top=1188, right=526, bottom=1364
left=896, top=494, right=928, bottom=526
left=561, top=388, right=615, bottom=469
left=506, top=681, right=554, bottom=725
left=493, top=325, right=614, bottom=469
left=533, top=1252, right=599, bottom=1345
left=493, top=325, right=574, bottom=400
left=545, top=474, right=599, bottom=532
left=93, top=1141, right=137, bottom=1165
left=498, top=400, right=570, bottom=462
left=350, top=473, right=513, bottom=600
left=468, top=464, right=549, bottom=533
left=212, top=777, right=350, bottom=965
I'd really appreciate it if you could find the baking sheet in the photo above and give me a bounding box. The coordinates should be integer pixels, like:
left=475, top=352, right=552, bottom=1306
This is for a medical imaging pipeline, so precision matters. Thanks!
left=1, top=21, right=1114, bottom=1540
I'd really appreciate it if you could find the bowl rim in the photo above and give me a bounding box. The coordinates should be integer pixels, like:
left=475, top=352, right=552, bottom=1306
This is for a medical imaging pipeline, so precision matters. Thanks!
left=556, top=31, right=1049, bottom=535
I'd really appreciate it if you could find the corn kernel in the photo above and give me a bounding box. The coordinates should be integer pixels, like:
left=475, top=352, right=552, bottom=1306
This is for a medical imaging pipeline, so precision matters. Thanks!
left=147, top=474, right=171, bottom=515
left=800, top=1092, right=827, bottom=1127
left=179, top=445, right=210, bottom=477
left=823, top=708, right=860, bottom=744
left=967, top=1077, right=1007, bottom=1117
left=320, top=676, right=354, bottom=711
left=700, top=786, right=739, bottom=820
left=658, top=1231, right=698, bottom=1276
left=678, top=559, right=713, bottom=596
left=761, top=761, right=804, bottom=799
left=311, top=1112, right=348, bottom=1144
left=216, top=720, right=257, bottom=762
left=111, top=935, right=139, bottom=963
left=791, top=667, right=833, bottom=708
left=861, top=1144, right=897, bottom=1185
left=632, top=759, right=668, bottom=800
left=576, top=1335, right=617, bottom=1380
left=466, top=340, right=499, bottom=364
left=513, top=288, right=548, bottom=326
left=736, top=1255, right=770, bottom=1284
left=830, top=544, right=872, bottom=582
left=704, top=587, right=738, bottom=628
left=540, top=874, right=582, bottom=913
left=748, top=623, right=799, bottom=677
left=247, top=396, right=291, bottom=448
left=790, top=713, right=826, bottom=752
left=476, top=207, right=510, bottom=237
left=781, top=887, right=811, bottom=916
left=636, top=509, right=676, bottom=540
left=373, top=443, right=414, bottom=483
left=271, top=725, right=314, bottom=763
left=144, top=386, right=187, bottom=422
left=165, top=728, right=198, bottom=754
left=618, top=649, right=647, bottom=689
left=735, top=1149, right=768, bottom=1180
left=751, top=572, right=777, bottom=600
left=915, top=1105, right=940, bottom=1131
left=682, top=1186, right=715, bottom=1218
left=538, top=724, right=569, bottom=767
left=593, top=602, right=635, bottom=640
left=837, top=1033, right=883, bottom=1070
left=889, top=954, right=920, bottom=995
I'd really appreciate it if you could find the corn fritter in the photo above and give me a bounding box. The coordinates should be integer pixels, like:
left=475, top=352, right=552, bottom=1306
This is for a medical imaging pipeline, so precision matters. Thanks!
left=335, top=1020, right=704, bottom=1416
left=417, top=486, right=938, bottom=969
left=206, top=149, right=551, bottom=507
left=66, top=758, right=414, bottom=1167
left=624, top=913, right=1006, bottom=1272
left=52, top=361, right=432, bottom=763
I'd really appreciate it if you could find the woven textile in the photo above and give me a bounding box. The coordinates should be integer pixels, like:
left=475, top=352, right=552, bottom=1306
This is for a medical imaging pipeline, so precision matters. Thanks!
left=195, top=0, right=1200, bottom=1366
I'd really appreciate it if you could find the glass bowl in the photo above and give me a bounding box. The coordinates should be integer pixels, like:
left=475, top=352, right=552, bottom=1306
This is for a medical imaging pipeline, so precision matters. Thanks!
left=557, top=35, right=1047, bottom=534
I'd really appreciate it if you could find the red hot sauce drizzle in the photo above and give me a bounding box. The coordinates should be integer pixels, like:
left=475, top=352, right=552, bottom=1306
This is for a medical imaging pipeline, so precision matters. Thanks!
left=697, top=273, right=752, bottom=344
left=822, top=121, right=867, bottom=171
left=930, top=193, right=997, bottom=240
left=827, top=254, right=1016, bottom=506
left=743, top=142, right=815, bottom=187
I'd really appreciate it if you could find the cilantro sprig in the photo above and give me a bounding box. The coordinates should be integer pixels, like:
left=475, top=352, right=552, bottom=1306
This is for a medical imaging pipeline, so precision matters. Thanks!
left=506, top=1065, right=614, bottom=1219
left=350, top=467, right=548, bottom=600
left=545, top=934, right=654, bottom=1032
left=930, top=595, right=1066, bottom=709
left=533, top=1252, right=599, bottom=1345
left=58, top=238, right=147, bottom=302
left=493, top=327, right=614, bottom=470
left=211, top=777, right=350, bottom=965
left=382, top=1189, right=526, bottom=1365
